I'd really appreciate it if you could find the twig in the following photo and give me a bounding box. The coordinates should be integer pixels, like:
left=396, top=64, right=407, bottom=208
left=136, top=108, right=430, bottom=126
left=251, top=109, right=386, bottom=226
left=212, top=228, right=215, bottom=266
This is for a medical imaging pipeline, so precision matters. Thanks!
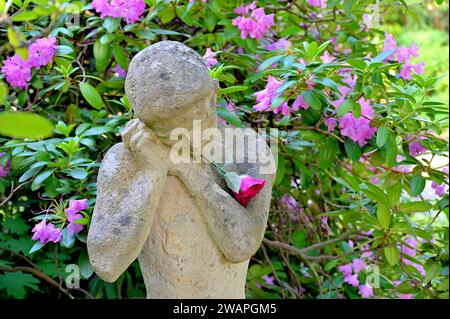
left=0, top=265, right=74, bottom=299
left=0, top=182, right=29, bottom=207
left=262, top=232, right=360, bottom=261
left=0, top=247, right=38, bottom=269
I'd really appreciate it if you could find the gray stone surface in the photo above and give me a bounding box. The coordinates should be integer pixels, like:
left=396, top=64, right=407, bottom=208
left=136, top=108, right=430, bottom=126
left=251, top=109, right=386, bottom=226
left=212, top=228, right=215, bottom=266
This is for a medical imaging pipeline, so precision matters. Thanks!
left=87, top=41, right=275, bottom=299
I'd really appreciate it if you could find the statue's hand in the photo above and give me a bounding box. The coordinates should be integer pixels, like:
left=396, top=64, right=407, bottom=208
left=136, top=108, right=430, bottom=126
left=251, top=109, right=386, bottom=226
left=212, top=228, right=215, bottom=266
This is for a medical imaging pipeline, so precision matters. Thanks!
left=122, top=119, right=170, bottom=171
left=169, top=161, right=228, bottom=197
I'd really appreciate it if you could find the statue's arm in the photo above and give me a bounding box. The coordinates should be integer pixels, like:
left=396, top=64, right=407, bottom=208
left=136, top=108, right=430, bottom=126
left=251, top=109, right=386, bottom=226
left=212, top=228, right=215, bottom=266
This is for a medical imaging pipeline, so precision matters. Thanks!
left=87, top=142, right=167, bottom=282
left=174, top=136, right=275, bottom=264
left=177, top=164, right=274, bottom=263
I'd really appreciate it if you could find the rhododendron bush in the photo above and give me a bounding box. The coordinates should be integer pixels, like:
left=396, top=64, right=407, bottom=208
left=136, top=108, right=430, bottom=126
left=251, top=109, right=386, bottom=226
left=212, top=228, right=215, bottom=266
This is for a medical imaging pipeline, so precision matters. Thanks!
left=0, top=0, right=449, bottom=299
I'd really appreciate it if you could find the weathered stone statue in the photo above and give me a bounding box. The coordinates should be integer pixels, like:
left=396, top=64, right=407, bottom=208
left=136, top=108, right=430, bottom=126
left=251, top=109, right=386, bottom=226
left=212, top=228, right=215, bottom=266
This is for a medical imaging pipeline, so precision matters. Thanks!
left=87, top=41, right=275, bottom=298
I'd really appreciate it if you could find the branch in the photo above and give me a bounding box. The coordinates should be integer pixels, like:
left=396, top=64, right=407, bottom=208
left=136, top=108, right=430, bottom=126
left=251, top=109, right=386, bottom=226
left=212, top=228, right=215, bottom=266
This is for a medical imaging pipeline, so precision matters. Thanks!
left=262, top=232, right=360, bottom=261
left=361, top=155, right=410, bottom=175
left=0, top=182, right=29, bottom=207
left=0, top=265, right=74, bottom=299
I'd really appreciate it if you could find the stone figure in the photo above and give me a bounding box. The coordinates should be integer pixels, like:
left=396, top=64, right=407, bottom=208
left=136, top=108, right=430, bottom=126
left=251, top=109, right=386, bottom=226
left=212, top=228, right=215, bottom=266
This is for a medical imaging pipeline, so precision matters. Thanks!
left=87, top=41, right=275, bottom=298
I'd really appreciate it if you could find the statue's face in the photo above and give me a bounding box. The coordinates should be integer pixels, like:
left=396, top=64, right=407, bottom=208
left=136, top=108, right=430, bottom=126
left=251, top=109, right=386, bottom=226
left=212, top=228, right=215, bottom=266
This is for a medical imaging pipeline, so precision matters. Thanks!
left=125, top=41, right=217, bottom=135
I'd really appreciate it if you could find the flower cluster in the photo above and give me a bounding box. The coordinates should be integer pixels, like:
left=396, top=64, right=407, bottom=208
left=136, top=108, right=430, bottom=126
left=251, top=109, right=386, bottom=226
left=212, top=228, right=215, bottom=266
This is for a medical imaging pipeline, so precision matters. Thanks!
left=265, top=38, right=292, bottom=51
left=324, top=117, right=337, bottom=132
left=0, top=152, right=11, bottom=178
left=28, top=37, right=58, bottom=69
left=66, top=199, right=88, bottom=236
left=338, top=257, right=374, bottom=298
left=292, top=95, right=309, bottom=111
left=339, top=97, right=377, bottom=146
left=31, top=198, right=88, bottom=245
left=405, top=135, right=427, bottom=157
left=307, top=0, right=327, bottom=8
left=383, top=32, right=425, bottom=80
left=232, top=2, right=274, bottom=39
left=253, top=75, right=283, bottom=112
left=332, top=68, right=357, bottom=108
left=31, top=220, right=62, bottom=244
left=112, top=64, right=127, bottom=77
left=1, top=56, right=31, bottom=89
left=431, top=166, right=449, bottom=197
left=92, top=0, right=146, bottom=24
left=400, top=237, right=426, bottom=277
left=202, top=48, right=218, bottom=68
left=320, top=50, right=335, bottom=64
left=1, top=37, right=57, bottom=89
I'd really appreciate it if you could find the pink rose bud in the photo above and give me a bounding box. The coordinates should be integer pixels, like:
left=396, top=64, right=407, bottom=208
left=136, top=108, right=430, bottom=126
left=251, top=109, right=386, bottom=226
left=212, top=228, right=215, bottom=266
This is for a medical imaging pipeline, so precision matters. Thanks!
left=232, top=175, right=266, bottom=207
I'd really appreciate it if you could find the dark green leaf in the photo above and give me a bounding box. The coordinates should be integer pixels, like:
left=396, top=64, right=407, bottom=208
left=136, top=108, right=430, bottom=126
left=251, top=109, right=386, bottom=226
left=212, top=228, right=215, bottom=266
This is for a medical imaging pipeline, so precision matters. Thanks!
left=410, top=174, right=426, bottom=196
left=376, top=126, right=389, bottom=148
left=79, top=82, right=104, bottom=110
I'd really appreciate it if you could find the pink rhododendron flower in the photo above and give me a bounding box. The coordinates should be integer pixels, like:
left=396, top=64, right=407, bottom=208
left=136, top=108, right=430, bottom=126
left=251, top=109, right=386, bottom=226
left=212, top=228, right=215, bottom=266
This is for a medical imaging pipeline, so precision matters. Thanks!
left=383, top=32, right=397, bottom=53
left=344, top=274, right=360, bottom=287
left=233, top=175, right=266, bottom=207
left=399, top=61, right=425, bottom=80
left=273, top=102, right=291, bottom=116
left=266, top=38, right=292, bottom=51
left=27, top=37, right=57, bottom=69
left=332, top=69, right=357, bottom=106
left=66, top=199, right=89, bottom=236
left=383, top=32, right=425, bottom=80
left=232, top=6, right=274, bottom=39
left=67, top=210, right=84, bottom=236
left=292, top=95, right=309, bottom=111
left=358, top=284, right=374, bottom=298
left=307, top=0, right=327, bottom=8
left=339, top=97, right=377, bottom=147
left=31, top=220, right=62, bottom=244
left=1, top=55, right=32, bottom=89
left=92, top=0, right=146, bottom=24
left=338, top=264, right=353, bottom=276
left=0, top=152, right=12, bottom=178
left=408, top=140, right=427, bottom=157
left=406, top=135, right=427, bottom=157
left=234, top=1, right=256, bottom=14
left=431, top=167, right=448, bottom=196
left=202, top=48, right=218, bottom=68
left=362, top=248, right=374, bottom=260
left=352, top=258, right=367, bottom=274
left=112, top=64, right=127, bottom=77
left=325, top=117, right=337, bottom=132
left=280, top=195, right=300, bottom=212
left=320, top=51, right=335, bottom=64
left=253, top=75, right=283, bottom=112
left=262, top=275, right=274, bottom=285
left=394, top=155, right=413, bottom=173
left=400, top=236, right=426, bottom=276
left=66, top=199, right=89, bottom=214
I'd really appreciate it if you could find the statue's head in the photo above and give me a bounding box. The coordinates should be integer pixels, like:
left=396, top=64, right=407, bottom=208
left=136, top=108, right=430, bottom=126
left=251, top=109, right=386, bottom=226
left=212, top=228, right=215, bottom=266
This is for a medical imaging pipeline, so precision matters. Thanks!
left=125, top=41, right=217, bottom=137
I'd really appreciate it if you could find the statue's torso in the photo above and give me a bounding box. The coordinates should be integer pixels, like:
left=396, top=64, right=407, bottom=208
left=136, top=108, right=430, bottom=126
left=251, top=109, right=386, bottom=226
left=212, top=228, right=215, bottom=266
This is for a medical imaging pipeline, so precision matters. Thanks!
left=138, top=175, right=249, bottom=299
